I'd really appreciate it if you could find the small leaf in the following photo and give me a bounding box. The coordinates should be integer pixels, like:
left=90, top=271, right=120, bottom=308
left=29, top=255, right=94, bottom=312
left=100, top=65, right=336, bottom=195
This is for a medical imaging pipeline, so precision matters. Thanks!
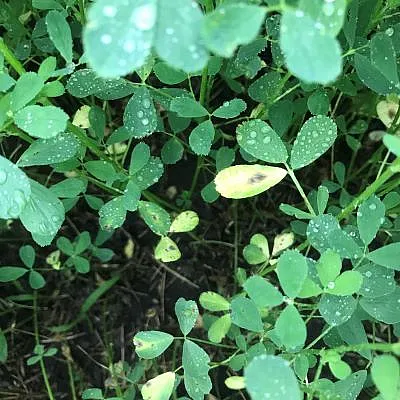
left=154, top=61, right=187, bottom=84
left=237, top=120, right=288, bottom=164
left=154, top=237, right=181, bottom=263
left=129, top=142, right=150, bottom=175
left=170, top=211, right=199, bottom=233
left=244, top=276, right=283, bottom=308
left=212, top=99, right=246, bottom=119
left=161, top=138, right=184, bottom=164
left=175, top=298, right=199, bottom=336
left=46, top=10, right=73, bottom=64
left=82, top=388, right=103, bottom=400
left=367, top=243, right=400, bottom=270
left=50, top=178, right=87, bottom=199
left=371, top=355, right=399, bottom=400
left=208, top=314, right=231, bottom=344
left=317, top=186, right=329, bottom=214
left=10, top=72, right=44, bottom=112
left=20, top=179, right=65, bottom=246
left=290, top=116, right=337, bottom=170
left=319, top=294, right=357, bottom=326
left=138, top=201, right=171, bottom=236
left=383, top=134, right=400, bottom=156
left=199, top=292, right=230, bottom=312
left=29, top=270, right=46, bottom=289
left=189, top=120, right=215, bottom=155
left=357, top=262, right=396, bottom=298
left=0, top=329, right=7, bottom=363
left=141, top=372, right=175, bottom=400
left=124, top=87, right=157, bottom=138
left=170, top=97, right=208, bottom=118
left=316, top=250, right=342, bottom=287
left=357, top=195, right=385, bottom=246
left=245, top=355, right=301, bottom=400
left=201, top=4, right=266, bottom=57
left=275, top=305, right=307, bottom=351
left=0, top=267, right=28, bottom=282
left=99, top=197, right=127, bottom=231
left=231, top=297, right=263, bottom=332
left=326, top=271, right=363, bottom=296
left=19, top=245, right=35, bottom=268
left=276, top=250, right=308, bottom=298
left=133, top=331, right=174, bottom=359
left=215, top=164, right=287, bottom=199
left=131, top=156, right=164, bottom=190
left=329, top=360, right=351, bottom=380
left=15, top=105, right=68, bottom=139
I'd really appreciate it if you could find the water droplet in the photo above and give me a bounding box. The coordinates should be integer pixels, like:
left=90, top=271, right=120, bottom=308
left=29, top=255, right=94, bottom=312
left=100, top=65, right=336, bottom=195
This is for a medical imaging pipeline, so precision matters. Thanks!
left=369, top=203, right=377, bottom=210
left=0, top=170, right=7, bottom=184
left=386, top=27, right=394, bottom=37
left=365, top=271, right=372, bottom=278
left=101, top=34, right=112, bottom=45
left=142, top=118, right=149, bottom=126
left=103, top=5, right=117, bottom=17
left=137, top=110, right=144, bottom=118
left=123, top=40, right=136, bottom=53
left=131, top=4, right=156, bottom=31
left=327, top=281, right=335, bottom=289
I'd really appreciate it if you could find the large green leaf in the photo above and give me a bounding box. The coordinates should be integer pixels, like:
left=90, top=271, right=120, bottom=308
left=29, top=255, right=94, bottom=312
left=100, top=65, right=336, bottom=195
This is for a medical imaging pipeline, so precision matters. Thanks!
left=124, top=87, right=157, bottom=138
left=0, top=266, right=28, bottom=282
left=290, top=116, right=337, bottom=170
left=84, top=0, right=208, bottom=78
left=133, top=331, right=174, bottom=359
left=319, top=294, right=356, bottom=326
left=199, top=292, right=230, bottom=312
left=276, top=250, right=308, bottom=298
left=231, top=297, right=263, bottom=332
left=236, top=120, right=288, bottom=164
left=201, top=4, right=266, bottom=57
left=356, top=262, right=396, bottom=298
left=182, top=339, right=211, bottom=400
left=212, top=99, right=246, bottom=119
left=0, top=155, right=31, bottom=219
left=19, top=179, right=65, bottom=246
left=245, top=355, right=301, bottom=400
left=367, top=243, right=400, bottom=270
left=280, top=10, right=342, bottom=84
left=15, top=105, right=68, bottom=139
left=275, top=305, right=306, bottom=351
left=371, top=355, right=399, bottom=400
left=18, top=132, right=79, bottom=167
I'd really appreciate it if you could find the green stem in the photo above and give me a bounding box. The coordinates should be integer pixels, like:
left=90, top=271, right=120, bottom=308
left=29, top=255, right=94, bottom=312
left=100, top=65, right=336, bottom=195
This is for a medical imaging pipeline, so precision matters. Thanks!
left=33, top=292, right=55, bottom=400
left=307, top=341, right=400, bottom=355
left=284, top=162, right=316, bottom=216
left=0, top=37, right=26, bottom=75
left=174, top=336, right=236, bottom=349
left=79, top=0, right=86, bottom=24
left=66, top=357, right=77, bottom=400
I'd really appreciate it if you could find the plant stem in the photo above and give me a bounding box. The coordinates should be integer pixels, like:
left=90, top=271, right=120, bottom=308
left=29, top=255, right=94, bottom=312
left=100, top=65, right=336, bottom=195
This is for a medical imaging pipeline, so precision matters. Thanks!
left=79, top=0, right=86, bottom=24
left=0, top=37, right=26, bottom=75
left=33, top=292, right=55, bottom=400
left=284, top=162, right=316, bottom=216
left=175, top=336, right=236, bottom=349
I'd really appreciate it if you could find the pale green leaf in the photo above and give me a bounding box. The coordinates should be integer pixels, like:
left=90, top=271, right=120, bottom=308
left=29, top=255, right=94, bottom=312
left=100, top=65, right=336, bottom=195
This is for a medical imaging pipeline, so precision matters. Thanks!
left=141, top=372, right=175, bottom=400
left=129, top=142, right=150, bottom=175
left=208, top=314, right=231, bottom=344
left=170, top=97, right=208, bottom=118
left=10, top=72, right=44, bottom=112
left=138, top=201, right=171, bottom=236
left=133, top=331, right=174, bottom=359
left=199, top=292, right=230, bottom=312
left=99, top=197, right=127, bottom=230
left=170, top=211, right=199, bottom=233
left=357, top=263, right=396, bottom=298
left=371, top=355, right=399, bottom=400
left=154, top=236, right=181, bottom=263
left=319, top=294, right=357, bottom=326
left=367, top=243, right=400, bottom=270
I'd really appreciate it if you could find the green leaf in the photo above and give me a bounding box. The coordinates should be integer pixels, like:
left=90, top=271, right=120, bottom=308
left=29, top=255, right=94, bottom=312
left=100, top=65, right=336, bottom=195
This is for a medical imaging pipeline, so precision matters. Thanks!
left=154, top=62, right=187, bottom=85
left=201, top=181, right=220, bottom=203
left=99, top=197, right=127, bottom=231
left=319, top=294, right=357, bottom=326
left=243, top=276, right=283, bottom=308
left=308, top=90, right=330, bottom=116
left=215, top=164, right=287, bottom=199
left=122, top=181, right=141, bottom=212
left=154, top=236, right=181, bottom=263
left=212, top=99, right=246, bottom=119
left=290, top=116, right=337, bottom=170
left=326, top=271, right=363, bottom=296
left=216, top=146, right=235, bottom=171
left=201, top=4, right=266, bottom=57
left=46, top=10, right=73, bottom=64
left=383, top=134, right=400, bottom=156
left=73, top=256, right=90, bottom=274
left=245, top=355, right=301, bottom=400
left=248, top=72, right=282, bottom=104
left=0, top=73, right=15, bottom=92
left=0, top=155, right=31, bottom=219
left=20, top=179, right=65, bottom=246
left=84, top=0, right=208, bottom=77
left=357, top=263, right=396, bottom=298
left=131, top=156, right=164, bottom=190
left=199, top=291, right=230, bottom=312
left=0, top=267, right=28, bottom=282
left=243, top=244, right=266, bottom=265
left=50, top=178, right=87, bottom=199
left=129, top=142, right=150, bottom=175
left=371, top=355, right=399, bottom=400
left=189, top=120, right=215, bottom=155
left=124, top=87, right=157, bottom=138
left=276, top=250, right=308, bottom=298
left=357, top=195, right=385, bottom=245
left=138, top=201, right=171, bottom=236
left=32, top=0, right=64, bottom=10
left=329, top=360, right=351, bottom=380
left=175, top=298, right=199, bottom=336
left=170, top=97, right=208, bottom=118
left=19, top=245, right=35, bottom=268
left=280, top=10, right=342, bottom=84
left=359, top=287, right=400, bottom=324
left=316, top=250, right=342, bottom=287
left=10, top=72, right=44, bottom=112
left=85, top=161, right=118, bottom=183
left=237, top=120, right=288, bottom=164
left=182, top=339, right=211, bottom=400
left=133, top=331, right=174, bottom=359
left=170, top=211, right=199, bottom=233
left=0, top=329, right=7, bottom=363
left=231, top=297, right=263, bottom=332
left=275, top=305, right=307, bottom=351
left=141, top=372, right=175, bottom=400
left=208, top=314, right=231, bottom=344
left=161, top=138, right=184, bottom=164
left=367, top=243, right=400, bottom=270
left=317, top=185, right=329, bottom=214
left=15, top=105, right=68, bottom=139
left=67, top=69, right=134, bottom=100
left=29, top=270, right=46, bottom=289
left=18, top=132, right=79, bottom=167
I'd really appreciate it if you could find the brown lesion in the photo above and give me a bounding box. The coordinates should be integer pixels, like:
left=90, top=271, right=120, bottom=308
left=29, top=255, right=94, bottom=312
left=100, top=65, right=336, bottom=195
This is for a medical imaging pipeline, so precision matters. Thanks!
left=248, top=173, right=266, bottom=184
